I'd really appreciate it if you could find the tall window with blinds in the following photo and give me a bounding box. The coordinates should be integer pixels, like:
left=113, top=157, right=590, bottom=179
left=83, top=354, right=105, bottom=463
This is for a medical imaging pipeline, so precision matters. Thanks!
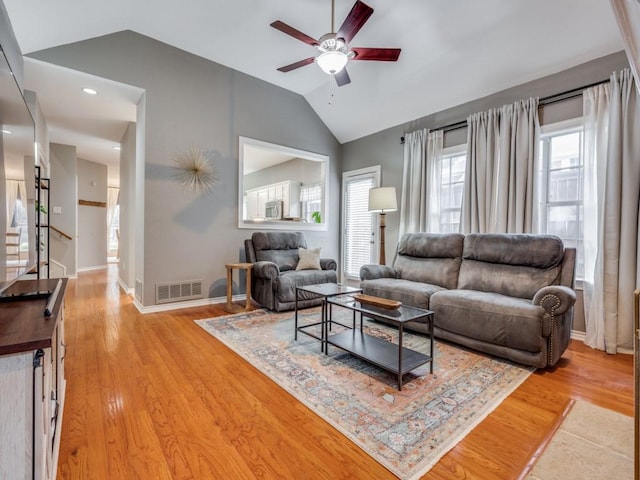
left=342, top=168, right=379, bottom=279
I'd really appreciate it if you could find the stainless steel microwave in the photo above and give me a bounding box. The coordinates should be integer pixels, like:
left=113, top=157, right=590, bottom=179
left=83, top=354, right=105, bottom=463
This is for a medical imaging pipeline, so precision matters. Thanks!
left=265, top=200, right=283, bottom=219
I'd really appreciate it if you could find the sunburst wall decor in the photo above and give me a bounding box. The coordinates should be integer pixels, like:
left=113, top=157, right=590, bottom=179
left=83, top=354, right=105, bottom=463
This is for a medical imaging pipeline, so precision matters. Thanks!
left=172, top=146, right=218, bottom=197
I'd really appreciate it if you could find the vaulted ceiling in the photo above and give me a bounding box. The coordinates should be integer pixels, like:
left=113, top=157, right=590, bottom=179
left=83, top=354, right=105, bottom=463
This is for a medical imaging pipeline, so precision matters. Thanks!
left=3, top=0, right=625, bottom=176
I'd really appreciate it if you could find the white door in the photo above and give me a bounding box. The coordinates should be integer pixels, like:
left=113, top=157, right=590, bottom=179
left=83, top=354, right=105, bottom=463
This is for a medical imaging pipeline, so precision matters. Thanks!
left=341, top=166, right=380, bottom=282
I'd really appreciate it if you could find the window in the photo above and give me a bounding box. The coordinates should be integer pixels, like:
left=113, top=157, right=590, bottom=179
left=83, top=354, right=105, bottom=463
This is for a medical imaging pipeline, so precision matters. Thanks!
left=108, top=205, right=120, bottom=256
left=300, top=183, right=322, bottom=223
left=439, top=146, right=466, bottom=233
left=342, top=166, right=380, bottom=279
left=539, top=120, right=584, bottom=279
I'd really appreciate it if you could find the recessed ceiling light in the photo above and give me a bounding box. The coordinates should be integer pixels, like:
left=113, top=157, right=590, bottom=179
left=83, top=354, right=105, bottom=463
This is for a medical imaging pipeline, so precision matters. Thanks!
left=2, top=129, right=12, bottom=134
left=113, top=146, right=121, bottom=151
left=82, top=87, right=98, bottom=95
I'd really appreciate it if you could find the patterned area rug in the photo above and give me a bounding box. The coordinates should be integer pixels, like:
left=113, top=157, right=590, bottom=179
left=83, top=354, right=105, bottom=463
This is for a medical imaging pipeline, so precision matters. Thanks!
left=195, top=307, right=533, bottom=479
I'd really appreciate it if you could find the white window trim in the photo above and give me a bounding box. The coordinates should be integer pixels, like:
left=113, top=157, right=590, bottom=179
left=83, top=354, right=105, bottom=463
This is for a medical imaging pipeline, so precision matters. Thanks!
left=341, top=165, right=380, bottom=283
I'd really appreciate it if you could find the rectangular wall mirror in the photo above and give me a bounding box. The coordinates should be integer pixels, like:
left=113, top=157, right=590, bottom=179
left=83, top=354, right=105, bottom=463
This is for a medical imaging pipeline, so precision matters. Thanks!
left=238, top=136, right=329, bottom=231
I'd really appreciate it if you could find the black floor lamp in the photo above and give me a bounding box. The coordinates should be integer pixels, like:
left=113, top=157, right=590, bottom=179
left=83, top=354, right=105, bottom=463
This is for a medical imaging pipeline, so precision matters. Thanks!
left=368, top=187, right=397, bottom=265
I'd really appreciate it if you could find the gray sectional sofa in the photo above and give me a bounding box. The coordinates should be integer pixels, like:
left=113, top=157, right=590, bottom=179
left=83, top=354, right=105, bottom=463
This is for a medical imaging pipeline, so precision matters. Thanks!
left=360, top=233, right=576, bottom=368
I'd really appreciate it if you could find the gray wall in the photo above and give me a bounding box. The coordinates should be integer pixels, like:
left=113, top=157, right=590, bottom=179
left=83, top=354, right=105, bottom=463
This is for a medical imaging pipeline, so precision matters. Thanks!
left=118, top=121, right=135, bottom=291
left=49, top=143, right=77, bottom=276
left=0, top=1, right=23, bottom=90
left=77, top=158, right=107, bottom=270
left=24, top=90, right=49, bottom=172
left=244, top=157, right=322, bottom=190
left=31, top=31, right=341, bottom=306
left=342, top=51, right=630, bottom=334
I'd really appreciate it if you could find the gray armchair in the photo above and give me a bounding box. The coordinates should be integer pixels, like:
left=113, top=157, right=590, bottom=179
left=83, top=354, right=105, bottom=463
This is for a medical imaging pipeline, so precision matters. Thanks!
left=244, top=231, right=337, bottom=311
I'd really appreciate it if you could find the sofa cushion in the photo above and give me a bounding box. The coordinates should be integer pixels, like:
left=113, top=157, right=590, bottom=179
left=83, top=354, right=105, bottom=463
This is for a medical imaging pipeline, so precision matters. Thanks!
left=361, top=278, right=446, bottom=310
left=458, top=260, right=561, bottom=300
left=393, top=233, right=464, bottom=289
left=430, top=290, right=549, bottom=353
left=463, top=233, right=564, bottom=268
left=458, top=233, right=563, bottom=299
left=276, top=270, right=337, bottom=303
left=252, top=232, right=307, bottom=271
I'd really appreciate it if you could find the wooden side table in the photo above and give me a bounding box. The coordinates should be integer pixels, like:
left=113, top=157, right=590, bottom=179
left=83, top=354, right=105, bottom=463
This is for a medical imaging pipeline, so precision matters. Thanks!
left=225, top=263, right=253, bottom=313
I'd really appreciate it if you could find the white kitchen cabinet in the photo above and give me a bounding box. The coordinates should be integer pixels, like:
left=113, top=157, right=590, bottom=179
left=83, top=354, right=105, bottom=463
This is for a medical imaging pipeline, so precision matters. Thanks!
left=0, top=279, right=67, bottom=480
left=244, top=180, right=301, bottom=219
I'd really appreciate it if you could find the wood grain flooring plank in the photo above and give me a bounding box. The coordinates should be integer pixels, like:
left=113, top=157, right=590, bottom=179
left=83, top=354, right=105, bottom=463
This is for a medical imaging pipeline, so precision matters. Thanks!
left=55, top=267, right=634, bottom=480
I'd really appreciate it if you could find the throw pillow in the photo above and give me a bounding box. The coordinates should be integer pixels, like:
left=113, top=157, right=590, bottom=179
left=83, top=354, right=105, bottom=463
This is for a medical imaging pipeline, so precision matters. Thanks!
left=296, top=247, right=321, bottom=270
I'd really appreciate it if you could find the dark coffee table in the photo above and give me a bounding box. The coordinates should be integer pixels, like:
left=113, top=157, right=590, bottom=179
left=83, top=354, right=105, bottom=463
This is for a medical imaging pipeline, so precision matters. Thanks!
left=326, top=295, right=434, bottom=390
left=294, top=283, right=362, bottom=353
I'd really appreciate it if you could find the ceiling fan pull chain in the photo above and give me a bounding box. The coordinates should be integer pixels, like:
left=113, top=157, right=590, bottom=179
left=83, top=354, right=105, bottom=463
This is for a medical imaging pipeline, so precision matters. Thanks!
left=328, top=75, right=336, bottom=105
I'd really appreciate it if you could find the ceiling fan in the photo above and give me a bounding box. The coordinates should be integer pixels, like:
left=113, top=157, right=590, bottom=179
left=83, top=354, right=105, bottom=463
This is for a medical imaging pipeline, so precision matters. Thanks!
left=270, top=0, right=401, bottom=87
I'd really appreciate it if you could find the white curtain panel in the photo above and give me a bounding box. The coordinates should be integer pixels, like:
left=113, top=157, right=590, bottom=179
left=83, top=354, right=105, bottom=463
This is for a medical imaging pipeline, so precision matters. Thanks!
left=398, top=129, right=443, bottom=236
left=583, top=69, right=640, bottom=353
left=462, top=98, right=540, bottom=233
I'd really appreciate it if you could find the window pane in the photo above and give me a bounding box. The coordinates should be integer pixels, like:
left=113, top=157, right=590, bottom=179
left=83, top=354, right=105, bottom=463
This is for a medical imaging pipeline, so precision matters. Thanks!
left=451, top=155, right=466, bottom=180
left=550, top=132, right=581, bottom=169
left=439, top=210, right=460, bottom=233
left=547, top=205, right=579, bottom=239
left=548, top=167, right=581, bottom=202
left=438, top=151, right=466, bottom=235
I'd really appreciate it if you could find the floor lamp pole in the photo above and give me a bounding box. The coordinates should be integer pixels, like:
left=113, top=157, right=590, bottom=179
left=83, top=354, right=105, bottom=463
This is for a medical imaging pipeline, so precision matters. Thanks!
left=379, top=212, right=387, bottom=265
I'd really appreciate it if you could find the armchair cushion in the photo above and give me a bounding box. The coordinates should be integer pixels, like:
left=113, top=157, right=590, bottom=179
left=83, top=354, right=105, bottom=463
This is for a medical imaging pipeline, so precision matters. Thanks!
left=252, top=231, right=307, bottom=271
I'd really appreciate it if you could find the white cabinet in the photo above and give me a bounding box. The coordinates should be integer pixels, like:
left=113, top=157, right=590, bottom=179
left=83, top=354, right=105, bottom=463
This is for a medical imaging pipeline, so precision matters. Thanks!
left=0, top=285, right=66, bottom=480
left=244, top=180, right=301, bottom=219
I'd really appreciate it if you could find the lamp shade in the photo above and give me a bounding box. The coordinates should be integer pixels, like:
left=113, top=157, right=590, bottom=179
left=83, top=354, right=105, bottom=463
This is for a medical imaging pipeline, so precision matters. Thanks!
left=316, top=51, right=348, bottom=75
left=368, top=187, right=397, bottom=213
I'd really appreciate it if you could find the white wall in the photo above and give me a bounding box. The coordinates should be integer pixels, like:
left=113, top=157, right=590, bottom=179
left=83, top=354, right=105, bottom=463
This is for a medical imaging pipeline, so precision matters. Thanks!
left=118, top=121, right=136, bottom=291
left=77, top=158, right=107, bottom=270
left=49, top=143, right=77, bottom=276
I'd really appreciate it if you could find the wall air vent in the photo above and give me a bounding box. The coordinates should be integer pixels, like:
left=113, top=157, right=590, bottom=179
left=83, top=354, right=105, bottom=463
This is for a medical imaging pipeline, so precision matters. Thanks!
left=156, top=280, right=203, bottom=304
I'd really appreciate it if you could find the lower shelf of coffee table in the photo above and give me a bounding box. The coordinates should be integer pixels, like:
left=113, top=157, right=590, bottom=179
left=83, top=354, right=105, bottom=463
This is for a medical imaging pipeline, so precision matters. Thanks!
left=326, top=330, right=431, bottom=375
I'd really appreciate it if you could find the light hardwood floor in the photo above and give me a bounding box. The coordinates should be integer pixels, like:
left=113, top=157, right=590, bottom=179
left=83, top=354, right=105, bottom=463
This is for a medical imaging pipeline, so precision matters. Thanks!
left=57, top=266, right=634, bottom=479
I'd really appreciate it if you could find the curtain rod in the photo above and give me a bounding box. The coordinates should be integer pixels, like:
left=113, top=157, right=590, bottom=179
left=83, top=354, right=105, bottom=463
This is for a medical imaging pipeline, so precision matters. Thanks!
left=400, top=77, right=610, bottom=144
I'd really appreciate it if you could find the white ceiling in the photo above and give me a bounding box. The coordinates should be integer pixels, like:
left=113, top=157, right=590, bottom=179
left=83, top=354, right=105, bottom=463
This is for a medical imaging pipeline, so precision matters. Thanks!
left=3, top=0, right=625, bottom=181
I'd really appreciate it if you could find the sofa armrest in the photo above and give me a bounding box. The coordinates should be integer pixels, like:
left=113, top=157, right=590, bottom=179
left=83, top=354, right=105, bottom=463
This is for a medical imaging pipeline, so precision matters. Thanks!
left=253, top=261, right=280, bottom=280
left=360, top=264, right=397, bottom=281
left=320, top=258, right=337, bottom=271
left=532, top=285, right=576, bottom=316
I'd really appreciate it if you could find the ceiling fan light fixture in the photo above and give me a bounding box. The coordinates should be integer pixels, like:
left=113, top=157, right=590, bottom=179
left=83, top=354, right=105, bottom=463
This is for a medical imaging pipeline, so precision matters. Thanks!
left=316, top=50, right=348, bottom=75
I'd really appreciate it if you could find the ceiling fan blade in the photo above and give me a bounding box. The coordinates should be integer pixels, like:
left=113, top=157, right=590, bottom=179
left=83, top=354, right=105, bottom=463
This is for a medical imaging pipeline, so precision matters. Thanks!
left=351, top=47, right=401, bottom=62
left=270, top=21, right=319, bottom=46
left=277, top=57, right=316, bottom=73
left=334, top=68, right=351, bottom=87
left=336, top=1, right=374, bottom=44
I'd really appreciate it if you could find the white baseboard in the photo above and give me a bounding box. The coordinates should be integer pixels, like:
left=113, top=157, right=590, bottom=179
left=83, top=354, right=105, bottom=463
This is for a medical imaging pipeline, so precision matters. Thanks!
left=77, top=265, right=108, bottom=272
left=117, top=277, right=134, bottom=296
left=570, top=330, right=586, bottom=342
left=133, top=294, right=248, bottom=314
left=568, top=330, right=633, bottom=355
